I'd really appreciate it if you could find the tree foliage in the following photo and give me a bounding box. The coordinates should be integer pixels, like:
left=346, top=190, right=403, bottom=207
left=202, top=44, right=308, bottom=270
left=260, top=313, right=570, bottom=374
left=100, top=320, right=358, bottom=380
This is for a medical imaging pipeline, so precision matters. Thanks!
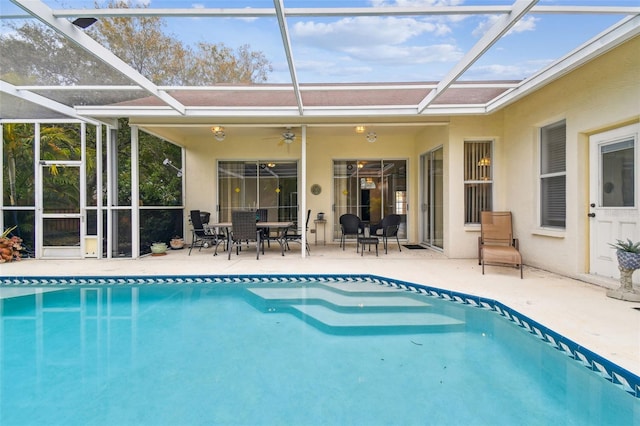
left=0, top=0, right=272, bottom=86
left=0, top=22, right=124, bottom=85
left=0, top=1, right=270, bottom=253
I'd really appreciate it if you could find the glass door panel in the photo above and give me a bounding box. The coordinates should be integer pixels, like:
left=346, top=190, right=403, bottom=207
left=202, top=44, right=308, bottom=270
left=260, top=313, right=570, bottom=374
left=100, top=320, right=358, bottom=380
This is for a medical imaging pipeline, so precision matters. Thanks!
left=218, top=161, right=298, bottom=223
left=43, top=217, right=80, bottom=246
left=218, top=161, right=256, bottom=221
left=333, top=159, right=407, bottom=241
left=42, top=165, right=80, bottom=213
left=382, top=160, right=407, bottom=239
left=333, top=160, right=361, bottom=240
left=40, top=164, right=82, bottom=258
left=422, top=147, right=443, bottom=249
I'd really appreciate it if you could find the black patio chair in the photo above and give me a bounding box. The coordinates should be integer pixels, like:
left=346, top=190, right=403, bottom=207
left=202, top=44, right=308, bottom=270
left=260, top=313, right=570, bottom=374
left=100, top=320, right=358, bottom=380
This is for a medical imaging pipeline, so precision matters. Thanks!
left=256, top=208, right=272, bottom=248
left=228, top=210, right=263, bottom=260
left=370, top=214, right=402, bottom=254
left=189, top=210, right=225, bottom=255
left=284, top=209, right=311, bottom=255
left=339, top=213, right=363, bottom=250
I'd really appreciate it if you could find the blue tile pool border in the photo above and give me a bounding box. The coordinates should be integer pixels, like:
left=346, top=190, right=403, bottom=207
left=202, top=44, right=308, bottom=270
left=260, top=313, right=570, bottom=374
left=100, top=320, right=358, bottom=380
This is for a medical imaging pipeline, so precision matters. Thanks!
left=1, top=273, right=638, bottom=399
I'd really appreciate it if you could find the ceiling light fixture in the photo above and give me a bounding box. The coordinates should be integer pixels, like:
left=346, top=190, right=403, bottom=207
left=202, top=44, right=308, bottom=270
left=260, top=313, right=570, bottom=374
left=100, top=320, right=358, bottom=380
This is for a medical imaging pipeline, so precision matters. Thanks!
left=366, top=131, right=377, bottom=143
left=282, top=129, right=295, bottom=144
left=355, top=125, right=365, bottom=134
left=211, top=126, right=225, bottom=141
left=477, top=157, right=491, bottom=166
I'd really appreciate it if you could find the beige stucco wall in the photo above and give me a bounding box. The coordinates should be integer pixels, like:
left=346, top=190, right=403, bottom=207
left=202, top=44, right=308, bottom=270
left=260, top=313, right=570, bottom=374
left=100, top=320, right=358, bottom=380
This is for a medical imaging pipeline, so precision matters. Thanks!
left=183, top=135, right=302, bottom=219
left=497, top=36, right=640, bottom=276
left=441, top=114, right=504, bottom=259
left=178, top=35, right=639, bottom=278
left=182, top=128, right=418, bottom=242
left=402, top=35, right=639, bottom=275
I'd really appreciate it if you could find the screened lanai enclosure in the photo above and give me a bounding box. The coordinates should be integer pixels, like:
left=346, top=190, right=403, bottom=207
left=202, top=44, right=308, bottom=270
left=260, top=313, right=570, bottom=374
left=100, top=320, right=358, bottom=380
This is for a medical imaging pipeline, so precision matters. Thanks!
left=2, top=120, right=184, bottom=257
left=1, top=1, right=638, bottom=260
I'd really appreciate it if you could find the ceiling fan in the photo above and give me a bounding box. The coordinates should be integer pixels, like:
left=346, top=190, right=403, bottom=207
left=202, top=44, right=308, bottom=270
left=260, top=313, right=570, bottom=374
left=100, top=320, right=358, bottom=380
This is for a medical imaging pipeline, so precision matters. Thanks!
left=261, top=127, right=298, bottom=148
left=279, top=127, right=296, bottom=145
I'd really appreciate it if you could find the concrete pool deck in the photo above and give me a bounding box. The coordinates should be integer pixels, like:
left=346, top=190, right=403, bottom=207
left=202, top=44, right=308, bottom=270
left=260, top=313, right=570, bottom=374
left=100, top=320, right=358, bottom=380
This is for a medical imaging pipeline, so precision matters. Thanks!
left=1, top=242, right=639, bottom=378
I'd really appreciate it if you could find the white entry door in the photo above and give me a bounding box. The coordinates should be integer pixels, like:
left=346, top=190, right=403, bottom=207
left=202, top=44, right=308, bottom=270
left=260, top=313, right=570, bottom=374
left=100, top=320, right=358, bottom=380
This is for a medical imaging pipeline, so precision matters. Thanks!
left=589, top=123, right=639, bottom=282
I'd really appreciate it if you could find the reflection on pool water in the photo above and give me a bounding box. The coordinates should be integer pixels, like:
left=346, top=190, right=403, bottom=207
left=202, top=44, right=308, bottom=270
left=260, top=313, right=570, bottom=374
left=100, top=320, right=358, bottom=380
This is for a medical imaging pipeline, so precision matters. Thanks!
left=1, top=275, right=639, bottom=425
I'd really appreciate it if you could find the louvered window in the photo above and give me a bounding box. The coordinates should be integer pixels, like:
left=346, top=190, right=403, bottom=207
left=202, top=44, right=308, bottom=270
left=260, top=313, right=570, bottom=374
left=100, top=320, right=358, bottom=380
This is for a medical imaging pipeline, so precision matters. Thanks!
left=540, top=120, right=566, bottom=228
left=464, top=141, right=493, bottom=224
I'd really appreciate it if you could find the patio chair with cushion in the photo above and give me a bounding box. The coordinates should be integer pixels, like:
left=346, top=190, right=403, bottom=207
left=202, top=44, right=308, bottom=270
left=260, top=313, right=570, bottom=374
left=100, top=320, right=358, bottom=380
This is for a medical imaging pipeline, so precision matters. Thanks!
left=478, top=211, right=523, bottom=278
left=370, top=214, right=402, bottom=254
left=228, top=210, right=263, bottom=260
left=339, top=213, right=363, bottom=250
left=189, top=210, right=225, bottom=255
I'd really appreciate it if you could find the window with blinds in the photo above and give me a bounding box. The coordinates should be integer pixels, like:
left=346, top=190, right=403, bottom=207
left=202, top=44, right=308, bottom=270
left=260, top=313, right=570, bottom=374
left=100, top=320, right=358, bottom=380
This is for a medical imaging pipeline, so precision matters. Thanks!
left=464, top=141, right=493, bottom=224
left=540, top=120, right=566, bottom=228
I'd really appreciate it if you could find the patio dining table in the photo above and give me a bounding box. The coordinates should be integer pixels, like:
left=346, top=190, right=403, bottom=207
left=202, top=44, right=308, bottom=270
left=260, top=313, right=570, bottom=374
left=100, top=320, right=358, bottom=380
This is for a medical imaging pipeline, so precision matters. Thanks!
left=206, top=221, right=295, bottom=256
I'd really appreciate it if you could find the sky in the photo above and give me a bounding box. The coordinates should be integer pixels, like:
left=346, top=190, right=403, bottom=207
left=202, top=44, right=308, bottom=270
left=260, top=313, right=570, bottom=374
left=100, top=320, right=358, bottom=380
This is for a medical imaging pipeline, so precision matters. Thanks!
left=1, top=0, right=636, bottom=84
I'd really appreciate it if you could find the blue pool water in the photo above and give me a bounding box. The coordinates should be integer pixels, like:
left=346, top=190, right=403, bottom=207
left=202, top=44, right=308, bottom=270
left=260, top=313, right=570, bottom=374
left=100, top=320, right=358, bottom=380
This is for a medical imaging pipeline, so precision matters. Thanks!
left=1, top=276, right=638, bottom=425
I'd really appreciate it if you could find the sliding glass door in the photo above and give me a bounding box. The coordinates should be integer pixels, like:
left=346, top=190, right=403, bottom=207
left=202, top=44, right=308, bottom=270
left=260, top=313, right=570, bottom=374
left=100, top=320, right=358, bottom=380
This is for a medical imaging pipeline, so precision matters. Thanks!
left=217, top=161, right=298, bottom=224
left=421, top=147, right=443, bottom=249
left=332, top=159, right=407, bottom=241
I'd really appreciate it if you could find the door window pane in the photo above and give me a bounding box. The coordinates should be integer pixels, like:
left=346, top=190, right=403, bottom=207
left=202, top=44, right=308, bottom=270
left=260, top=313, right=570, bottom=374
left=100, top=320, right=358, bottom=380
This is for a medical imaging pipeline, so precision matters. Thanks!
left=43, top=217, right=80, bottom=246
left=42, top=165, right=80, bottom=214
left=40, top=123, right=81, bottom=161
left=601, top=139, right=635, bottom=207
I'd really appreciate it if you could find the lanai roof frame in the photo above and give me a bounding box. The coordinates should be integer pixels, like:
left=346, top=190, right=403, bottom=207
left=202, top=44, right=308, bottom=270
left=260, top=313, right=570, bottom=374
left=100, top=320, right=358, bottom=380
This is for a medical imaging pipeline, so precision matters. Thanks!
left=0, top=0, right=639, bottom=124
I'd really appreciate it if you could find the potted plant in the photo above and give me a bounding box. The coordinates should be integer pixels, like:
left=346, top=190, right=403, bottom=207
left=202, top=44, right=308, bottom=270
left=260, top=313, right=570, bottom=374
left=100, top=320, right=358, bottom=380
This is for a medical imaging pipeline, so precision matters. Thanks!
left=0, top=226, right=24, bottom=263
left=150, top=242, right=168, bottom=256
left=606, top=239, right=640, bottom=301
left=170, top=236, right=185, bottom=250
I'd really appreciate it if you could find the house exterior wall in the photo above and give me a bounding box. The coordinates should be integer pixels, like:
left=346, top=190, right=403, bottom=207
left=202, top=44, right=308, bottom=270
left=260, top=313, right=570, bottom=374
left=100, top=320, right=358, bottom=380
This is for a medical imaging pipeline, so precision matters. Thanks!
left=179, top=36, right=639, bottom=280
left=303, top=130, right=416, bottom=240
left=441, top=114, right=505, bottom=259
left=183, top=134, right=302, bottom=220
left=497, top=36, right=639, bottom=277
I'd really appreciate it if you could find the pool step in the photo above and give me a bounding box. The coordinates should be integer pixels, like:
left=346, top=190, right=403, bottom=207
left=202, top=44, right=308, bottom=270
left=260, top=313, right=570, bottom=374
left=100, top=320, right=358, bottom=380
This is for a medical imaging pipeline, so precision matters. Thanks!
left=246, top=286, right=465, bottom=334
left=247, top=286, right=430, bottom=308
left=290, top=304, right=464, bottom=334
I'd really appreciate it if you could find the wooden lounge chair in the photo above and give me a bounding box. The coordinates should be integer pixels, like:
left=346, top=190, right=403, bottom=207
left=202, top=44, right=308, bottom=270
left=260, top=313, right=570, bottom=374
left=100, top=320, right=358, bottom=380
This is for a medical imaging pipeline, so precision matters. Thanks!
left=478, top=211, right=523, bottom=278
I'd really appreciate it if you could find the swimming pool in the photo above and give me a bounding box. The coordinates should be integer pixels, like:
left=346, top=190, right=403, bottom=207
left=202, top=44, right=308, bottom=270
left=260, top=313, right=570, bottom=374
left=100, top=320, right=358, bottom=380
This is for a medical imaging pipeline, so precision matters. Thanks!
left=1, top=274, right=638, bottom=425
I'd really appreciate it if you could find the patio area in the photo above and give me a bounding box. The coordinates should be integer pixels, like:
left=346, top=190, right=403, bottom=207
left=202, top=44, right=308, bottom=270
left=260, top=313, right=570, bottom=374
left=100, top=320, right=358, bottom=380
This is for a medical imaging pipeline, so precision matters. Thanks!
left=1, top=242, right=638, bottom=379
